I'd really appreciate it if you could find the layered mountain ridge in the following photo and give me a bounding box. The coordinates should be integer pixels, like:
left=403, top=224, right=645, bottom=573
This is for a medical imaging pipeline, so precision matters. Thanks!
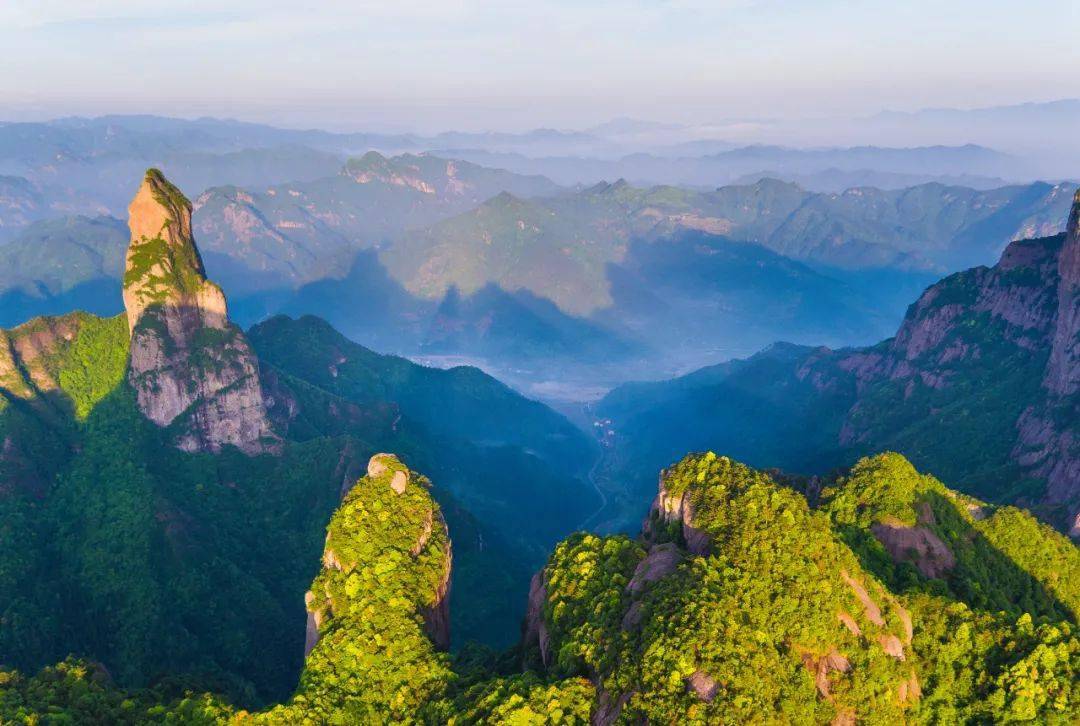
left=3, top=154, right=1074, bottom=381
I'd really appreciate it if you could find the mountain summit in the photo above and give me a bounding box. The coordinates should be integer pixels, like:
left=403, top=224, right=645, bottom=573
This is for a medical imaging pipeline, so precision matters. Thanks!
left=123, top=169, right=277, bottom=454
left=123, top=169, right=222, bottom=332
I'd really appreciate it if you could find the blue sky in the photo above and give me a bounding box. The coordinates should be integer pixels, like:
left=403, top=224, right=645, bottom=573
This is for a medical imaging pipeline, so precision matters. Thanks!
left=2, top=1, right=1078, bottom=132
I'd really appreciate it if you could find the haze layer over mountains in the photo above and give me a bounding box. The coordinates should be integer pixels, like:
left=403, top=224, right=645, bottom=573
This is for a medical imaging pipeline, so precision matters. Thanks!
left=2, top=111, right=1077, bottom=402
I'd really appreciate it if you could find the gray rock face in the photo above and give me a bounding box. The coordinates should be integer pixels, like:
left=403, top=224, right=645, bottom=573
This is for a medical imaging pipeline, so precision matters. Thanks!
left=123, top=170, right=278, bottom=455
left=626, top=542, right=684, bottom=595
left=1046, top=191, right=1080, bottom=396
left=870, top=520, right=956, bottom=579
left=422, top=545, right=452, bottom=651
left=643, top=467, right=710, bottom=556
left=522, top=570, right=552, bottom=667
left=685, top=670, right=719, bottom=702
left=303, top=591, right=321, bottom=657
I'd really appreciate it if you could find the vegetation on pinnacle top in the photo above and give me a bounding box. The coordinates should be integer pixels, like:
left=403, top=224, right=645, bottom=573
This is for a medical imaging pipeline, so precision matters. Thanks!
left=124, top=168, right=216, bottom=310
left=144, top=167, right=193, bottom=215
left=263, top=454, right=455, bottom=721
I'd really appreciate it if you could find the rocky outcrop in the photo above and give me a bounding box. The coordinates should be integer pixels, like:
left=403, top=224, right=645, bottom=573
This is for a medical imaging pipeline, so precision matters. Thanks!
left=593, top=689, right=633, bottom=726
left=799, top=649, right=852, bottom=700
left=0, top=315, right=85, bottom=400
left=123, top=170, right=278, bottom=455
left=423, top=549, right=453, bottom=651
left=870, top=516, right=956, bottom=579
left=643, top=467, right=711, bottom=556
left=303, top=591, right=320, bottom=657
left=522, top=570, right=552, bottom=667
left=1026, top=192, right=1080, bottom=526
left=626, top=542, right=683, bottom=594
left=840, top=570, right=885, bottom=627
left=685, top=670, right=719, bottom=702
left=1046, top=190, right=1080, bottom=396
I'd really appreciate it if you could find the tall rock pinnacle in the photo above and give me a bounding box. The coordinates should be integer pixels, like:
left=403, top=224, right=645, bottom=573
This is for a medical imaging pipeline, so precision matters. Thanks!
left=123, top=168, right=225, bottom=333
left=124, top=169, right=279, bottom=455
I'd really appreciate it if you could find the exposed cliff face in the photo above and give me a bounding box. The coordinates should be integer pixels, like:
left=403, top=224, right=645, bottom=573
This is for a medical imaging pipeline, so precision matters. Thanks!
left=123, top=169, right=278, bottom=455
left=837, top=193, right=1080, bottom=527
left=521, top=571, right=551, bottom=667
left=0, top=314, right=87, bottom=402
left=642, top=465, right=711, bottom=556
left=1047, top=191, right=1080, bottom=396
left=1018, top=194, right=1080, bottom=523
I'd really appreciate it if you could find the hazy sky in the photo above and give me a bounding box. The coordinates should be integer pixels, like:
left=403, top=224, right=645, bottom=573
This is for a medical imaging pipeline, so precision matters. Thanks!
left=2, top=0, right=1079, bottom=132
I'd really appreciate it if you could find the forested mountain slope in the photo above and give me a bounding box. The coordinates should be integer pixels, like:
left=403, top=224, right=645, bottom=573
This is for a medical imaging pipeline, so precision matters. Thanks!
left=390, top=178, right=1076, bottom=299
left=601, top=190, right=1080, bottom=535
left=3, top=452, right=1076, bottom=723
left=0, top=171, right=596, bottom=705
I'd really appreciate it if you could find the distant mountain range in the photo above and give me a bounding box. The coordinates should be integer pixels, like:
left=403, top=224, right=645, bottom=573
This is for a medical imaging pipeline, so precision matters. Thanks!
left=437, top=143, right=1019, bottom=189
left=0, top=113, right=1051, bottom=214
left=193, top=152, right=560, bottom=294
left=0, top=113, right=1073, bottom=390
left=0, top=215, right=126, bottom=326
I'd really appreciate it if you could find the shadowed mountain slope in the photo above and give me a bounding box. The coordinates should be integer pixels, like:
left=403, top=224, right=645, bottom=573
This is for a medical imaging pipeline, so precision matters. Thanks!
left=601, top=190, right=1080, bottom=535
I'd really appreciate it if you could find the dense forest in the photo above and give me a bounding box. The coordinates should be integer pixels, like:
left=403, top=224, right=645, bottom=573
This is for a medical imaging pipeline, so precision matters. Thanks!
left=1, top=452, right=1076, bottom=723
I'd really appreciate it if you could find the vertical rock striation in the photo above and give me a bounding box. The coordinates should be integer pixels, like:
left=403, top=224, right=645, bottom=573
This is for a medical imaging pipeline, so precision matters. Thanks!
left=123, top=169, right=278, bottom=454
left=1020, top=190, right=1080, bottom=529
left=1046, top=190, right=1080, bottom=397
